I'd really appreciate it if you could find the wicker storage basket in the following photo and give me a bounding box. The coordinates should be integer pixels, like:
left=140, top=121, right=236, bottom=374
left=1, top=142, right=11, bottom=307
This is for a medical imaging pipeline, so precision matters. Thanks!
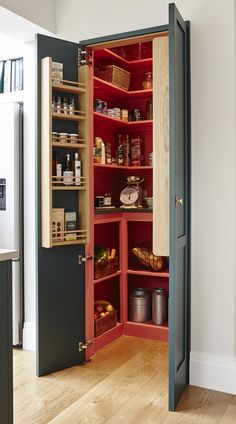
left=95, top=65, right=131, bottom=91
left=94, top=257, right=118, bottom=280
left=95, top=310, right=117, bottom=337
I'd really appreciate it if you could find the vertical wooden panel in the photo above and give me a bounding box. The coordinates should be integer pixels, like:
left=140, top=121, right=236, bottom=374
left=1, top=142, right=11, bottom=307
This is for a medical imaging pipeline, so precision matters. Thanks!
left=41, top=57, right=52, bottom=248
left=78, top=64, right=91, bottom=244
left=153, top=36, right=169, bottom=257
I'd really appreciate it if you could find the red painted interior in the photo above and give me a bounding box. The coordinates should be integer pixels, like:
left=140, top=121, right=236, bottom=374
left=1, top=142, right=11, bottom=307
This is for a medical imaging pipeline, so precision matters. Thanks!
left=88, top=40, right=169, bottom=356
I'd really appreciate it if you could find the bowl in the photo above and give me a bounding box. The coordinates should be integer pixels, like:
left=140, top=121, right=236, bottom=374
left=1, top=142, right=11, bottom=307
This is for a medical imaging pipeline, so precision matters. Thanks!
left=144, top=197, right=153, bottom=208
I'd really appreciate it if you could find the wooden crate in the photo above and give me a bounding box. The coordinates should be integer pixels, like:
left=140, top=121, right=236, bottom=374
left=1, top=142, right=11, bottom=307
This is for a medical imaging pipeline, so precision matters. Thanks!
left=95, top=310, right=117, bottom=337
left=94, top=257, right=118, bottom=280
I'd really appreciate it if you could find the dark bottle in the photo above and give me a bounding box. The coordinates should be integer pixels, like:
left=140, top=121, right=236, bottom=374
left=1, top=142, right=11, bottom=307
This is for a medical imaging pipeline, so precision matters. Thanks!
left=63, top=153, right=73, bottom=185
left=117, top=134, right=124, bottom=166
left=55, top=153, right=62, bottom=183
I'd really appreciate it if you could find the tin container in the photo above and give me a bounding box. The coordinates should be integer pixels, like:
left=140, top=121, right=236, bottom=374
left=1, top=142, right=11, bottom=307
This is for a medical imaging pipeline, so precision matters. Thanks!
left=152, top=288, right=168, bottom=325
left=95, top=196, right=104, bottom=207
left=129, top=288, right=151, bottom=323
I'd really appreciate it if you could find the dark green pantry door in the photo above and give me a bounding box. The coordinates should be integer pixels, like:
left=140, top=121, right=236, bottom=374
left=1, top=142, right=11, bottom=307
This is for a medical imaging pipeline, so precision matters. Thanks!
left=169, top=3, right=191, bottom=411
left=36, top=35, right=87, bottom=376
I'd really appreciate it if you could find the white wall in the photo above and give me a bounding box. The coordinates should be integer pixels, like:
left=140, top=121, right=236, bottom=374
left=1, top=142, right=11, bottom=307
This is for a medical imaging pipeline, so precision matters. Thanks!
left=0, top=0, right=56, bottom=33
left=56, top=0, right=236, bottom=393
left=0, top=34, right=36, bottom=351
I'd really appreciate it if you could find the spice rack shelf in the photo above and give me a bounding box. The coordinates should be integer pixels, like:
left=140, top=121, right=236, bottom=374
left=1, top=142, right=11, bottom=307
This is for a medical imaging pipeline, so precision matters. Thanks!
left=52, top=81, right=86, bottom=94
left=94, top=270, right=121, bottom=284
left=52, top=112, right=86, bottom=121
left=41, top=56, right=90, bottom=248
left=94, top=76, right=153, bottom=99
left=52, top=186, right=87, bottom=191
left=52, top=142, right=86, bottom=148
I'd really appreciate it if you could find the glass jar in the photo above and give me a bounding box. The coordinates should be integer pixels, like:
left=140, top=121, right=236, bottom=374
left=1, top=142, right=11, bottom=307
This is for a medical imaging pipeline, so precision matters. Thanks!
left=103, top=194, right=111, bottom=206
left=52, top=132, right=58, bottom=142
left=69, top=134, right=78, bottom=144
left=142, top=72, right=153, bottom=90
left=59, top=133, right=68, bottom=143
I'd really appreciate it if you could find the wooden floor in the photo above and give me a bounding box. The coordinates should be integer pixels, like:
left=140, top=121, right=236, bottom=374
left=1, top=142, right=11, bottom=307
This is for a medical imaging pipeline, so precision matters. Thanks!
left=14, top=336, right=236, bottom=423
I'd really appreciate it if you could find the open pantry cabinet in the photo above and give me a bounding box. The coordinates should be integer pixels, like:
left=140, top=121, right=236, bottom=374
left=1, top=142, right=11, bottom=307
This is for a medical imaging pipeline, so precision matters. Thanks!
left=36, top=3, right=190, bottom=411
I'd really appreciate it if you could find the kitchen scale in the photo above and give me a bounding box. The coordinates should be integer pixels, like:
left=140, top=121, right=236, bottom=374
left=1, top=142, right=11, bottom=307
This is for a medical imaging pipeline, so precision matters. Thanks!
left=120, top=176, right=144, bottom=209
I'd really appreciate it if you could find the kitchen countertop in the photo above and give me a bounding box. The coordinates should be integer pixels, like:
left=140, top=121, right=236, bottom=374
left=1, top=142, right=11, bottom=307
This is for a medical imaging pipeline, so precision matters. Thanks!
left=0, top=249, right=18, bottom=262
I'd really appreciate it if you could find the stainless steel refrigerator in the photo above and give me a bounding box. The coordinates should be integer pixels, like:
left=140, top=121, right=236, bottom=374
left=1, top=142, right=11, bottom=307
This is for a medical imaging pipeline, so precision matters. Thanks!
left=0, top=102, right=23, bottom=346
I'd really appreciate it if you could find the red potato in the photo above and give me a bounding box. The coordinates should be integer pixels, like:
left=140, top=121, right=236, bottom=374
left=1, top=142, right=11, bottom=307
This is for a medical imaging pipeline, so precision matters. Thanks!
left=96, top=304, right=103, bottom=313
left=94, top=312, right=99, bottom=320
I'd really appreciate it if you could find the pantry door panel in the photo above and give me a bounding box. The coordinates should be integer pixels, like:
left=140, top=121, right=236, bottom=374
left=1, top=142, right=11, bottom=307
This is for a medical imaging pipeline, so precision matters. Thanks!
left=36, top=34, right=87, bottom=376
left=168, top=3, right=191, bottom=411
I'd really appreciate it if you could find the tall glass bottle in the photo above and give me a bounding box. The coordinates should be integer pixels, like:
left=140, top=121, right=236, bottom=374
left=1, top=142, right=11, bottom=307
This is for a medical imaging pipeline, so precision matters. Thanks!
left=63, top=153, right=73, bottom=185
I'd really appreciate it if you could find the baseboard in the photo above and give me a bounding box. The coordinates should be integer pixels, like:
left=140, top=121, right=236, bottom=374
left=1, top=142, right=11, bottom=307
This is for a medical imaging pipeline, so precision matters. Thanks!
left=22, top=321, right=36, bottom=351
left=190, top=351, right=236, bottom=394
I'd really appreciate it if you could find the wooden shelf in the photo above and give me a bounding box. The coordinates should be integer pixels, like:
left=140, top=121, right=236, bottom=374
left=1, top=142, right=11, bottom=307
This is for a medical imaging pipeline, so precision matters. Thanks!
left=127, top=269, right=169, bottom=278
left=94, top=322, right=123, bottom=353
left=52, top=81, right=86, bottom=94
left=52, top=239, right=87, bottom=247
left=94, top=111, right=152, bottom=129
left=94, top=163, right=152, bottom=171
left=52, top=112, right=86, bottom=121
left=52, top=185, right=86, bottom=191
left=124, top=321, right=168, bottom=342
left=94, top=76, right=152, bottom=99
left=52, top=142, right=86, bottom=148
left=94, top=271, right=121, bottom=284
left=94, top=49, right=152, bottom=71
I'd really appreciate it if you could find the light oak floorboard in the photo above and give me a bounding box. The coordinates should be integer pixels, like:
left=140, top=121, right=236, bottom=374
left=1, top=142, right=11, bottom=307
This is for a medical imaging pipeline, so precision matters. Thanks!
left=49, top=340, right=167, bottom=423
left=14, top=337, right=236, bottom=424
left=219, top=405, right=236, bottom=424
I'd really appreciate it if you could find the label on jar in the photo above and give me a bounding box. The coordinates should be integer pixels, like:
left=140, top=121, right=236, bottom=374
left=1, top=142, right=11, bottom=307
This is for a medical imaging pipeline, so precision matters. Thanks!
left=103, top=195, right=111, bottom=206
left=63, top=171, right=73, bottom=185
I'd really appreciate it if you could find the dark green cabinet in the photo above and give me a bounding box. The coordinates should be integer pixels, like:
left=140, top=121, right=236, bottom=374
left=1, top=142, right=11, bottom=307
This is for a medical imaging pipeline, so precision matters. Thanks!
left=0, top=260, right=13, bottom=424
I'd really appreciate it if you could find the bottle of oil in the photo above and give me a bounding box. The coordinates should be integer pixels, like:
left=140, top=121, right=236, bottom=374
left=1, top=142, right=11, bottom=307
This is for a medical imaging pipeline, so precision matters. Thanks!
left=73, top=152, right=81, bottom=186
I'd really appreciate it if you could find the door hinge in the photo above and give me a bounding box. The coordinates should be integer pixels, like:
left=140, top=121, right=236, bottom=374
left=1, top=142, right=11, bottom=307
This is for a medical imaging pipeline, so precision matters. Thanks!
left=78, top=48, right=93, bottom=67
left=78, top=339, right=95, bottom=352
left=78, top=254, right=94, bottom=265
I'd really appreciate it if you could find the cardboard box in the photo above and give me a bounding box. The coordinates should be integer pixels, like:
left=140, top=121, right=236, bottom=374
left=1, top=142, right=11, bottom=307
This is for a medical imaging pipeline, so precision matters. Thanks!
left=65, top=212, right=77, bottom=241
left=52, top=61, right=63, bottom=85
left=52, top=208, right=64, bottom=242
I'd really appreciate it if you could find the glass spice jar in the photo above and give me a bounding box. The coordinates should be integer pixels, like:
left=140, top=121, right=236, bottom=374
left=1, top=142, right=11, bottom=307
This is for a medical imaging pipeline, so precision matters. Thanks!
left=142, top=72, right=153, bottom=90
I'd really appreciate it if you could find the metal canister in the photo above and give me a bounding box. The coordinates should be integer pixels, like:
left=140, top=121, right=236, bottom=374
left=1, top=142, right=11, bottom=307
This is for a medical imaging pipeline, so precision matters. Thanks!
left=129, top=288, right=151, bottom=323
left=152, top=288, right=168, bottom=325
